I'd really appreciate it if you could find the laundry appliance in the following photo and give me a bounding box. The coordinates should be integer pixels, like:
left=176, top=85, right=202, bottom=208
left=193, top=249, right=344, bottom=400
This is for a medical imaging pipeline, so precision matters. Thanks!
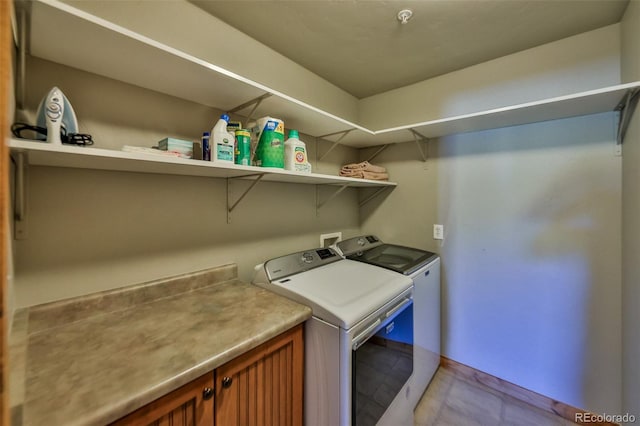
left=335, top=235, right=441, bottom=407
left=253, top=247, right=416, bottom=426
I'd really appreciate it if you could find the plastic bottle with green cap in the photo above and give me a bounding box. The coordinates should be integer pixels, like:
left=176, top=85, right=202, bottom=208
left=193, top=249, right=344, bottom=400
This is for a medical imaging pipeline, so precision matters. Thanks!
left=284, top=129, right=311, bottom=173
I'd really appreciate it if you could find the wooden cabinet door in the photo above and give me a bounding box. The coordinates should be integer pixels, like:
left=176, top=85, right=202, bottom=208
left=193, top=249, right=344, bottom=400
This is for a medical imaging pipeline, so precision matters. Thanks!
left=112, top=373, right=214, bottom=426
left=215, top=324, right=303, bottom=426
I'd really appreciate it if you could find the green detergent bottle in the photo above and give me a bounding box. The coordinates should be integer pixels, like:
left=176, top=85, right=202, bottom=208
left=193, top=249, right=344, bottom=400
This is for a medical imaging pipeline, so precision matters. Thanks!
left=253, top=117, right=284, bottom=168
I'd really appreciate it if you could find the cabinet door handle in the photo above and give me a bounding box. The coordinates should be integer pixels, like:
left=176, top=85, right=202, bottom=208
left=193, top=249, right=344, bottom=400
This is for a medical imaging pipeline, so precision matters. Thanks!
left=222, top=376, right=233, bottom=389
left=202, top=387, right=214, bottom=400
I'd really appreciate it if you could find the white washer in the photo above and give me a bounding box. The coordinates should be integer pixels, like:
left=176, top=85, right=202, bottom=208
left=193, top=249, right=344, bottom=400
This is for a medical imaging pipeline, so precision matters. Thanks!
left=253, top=247, right=415, bottom=426
left=335, top=236, right=441, bottom=410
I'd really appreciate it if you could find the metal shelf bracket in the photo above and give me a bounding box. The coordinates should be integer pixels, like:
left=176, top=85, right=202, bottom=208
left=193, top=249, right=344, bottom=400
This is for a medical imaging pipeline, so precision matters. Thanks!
left=359, top=186, right=391, bottom=207
left=409, top=129, right=429, bottom=162
left=227, top=173, right=265, bottom=223
left=366, top=144, right=390, bottom=163
left=317, top=129, right=354, bottom=161
left=13, top=151, right=27, bottom=240
left=316, top=184, right=349, bottom=214
left=229, top=93, right=273, bottom=124
left=616, top=88, right=640, bottom=145
left=315, top=182, right=393, bottom=214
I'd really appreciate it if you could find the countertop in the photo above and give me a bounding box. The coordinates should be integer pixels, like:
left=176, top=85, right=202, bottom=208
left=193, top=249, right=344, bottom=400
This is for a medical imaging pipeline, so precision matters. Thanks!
left=9, top=264, right=312, bottom=426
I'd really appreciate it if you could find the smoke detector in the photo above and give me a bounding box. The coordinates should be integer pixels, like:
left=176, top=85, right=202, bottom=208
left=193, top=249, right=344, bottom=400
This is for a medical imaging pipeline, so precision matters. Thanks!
left=397, top=9, right=413, bottom=24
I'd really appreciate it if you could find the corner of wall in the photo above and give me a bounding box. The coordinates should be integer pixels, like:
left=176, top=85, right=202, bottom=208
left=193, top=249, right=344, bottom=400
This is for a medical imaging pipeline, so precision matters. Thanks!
left=358, top=24, right=621, bottom=130
left=620, top=0, right=640, bottom=420
left=621, top=1, right=640, bottom=83
left=6, top=24, right=16, bottom=334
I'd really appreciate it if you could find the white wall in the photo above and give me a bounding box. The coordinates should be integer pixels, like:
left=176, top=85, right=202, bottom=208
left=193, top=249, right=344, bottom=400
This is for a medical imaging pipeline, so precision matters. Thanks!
left=363, top=114, right=622, bottom=414
left=13, top=57, right=362, bottom=307
left=360, top=26, right=623, bottom=415
left=621, top=0, right=640, bottom=420
left=436, top=114, right=621, bottom=414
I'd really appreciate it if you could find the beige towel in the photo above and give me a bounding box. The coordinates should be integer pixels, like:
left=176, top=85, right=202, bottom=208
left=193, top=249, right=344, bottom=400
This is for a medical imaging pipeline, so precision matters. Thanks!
left=339, top=169, right=389, bottom=180
left=340, top=161, right=386, bottom=174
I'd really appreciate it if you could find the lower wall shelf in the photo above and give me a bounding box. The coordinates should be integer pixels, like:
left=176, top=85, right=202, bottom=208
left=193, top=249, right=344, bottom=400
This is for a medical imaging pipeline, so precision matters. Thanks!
left=8, top=138, right=397, bottom=188
left=10, top=138, right=397, bottom=228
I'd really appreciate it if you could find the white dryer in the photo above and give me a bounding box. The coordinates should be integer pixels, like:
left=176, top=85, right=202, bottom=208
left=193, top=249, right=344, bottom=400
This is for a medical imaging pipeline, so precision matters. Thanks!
left=253, top=247, right=415, bottom=426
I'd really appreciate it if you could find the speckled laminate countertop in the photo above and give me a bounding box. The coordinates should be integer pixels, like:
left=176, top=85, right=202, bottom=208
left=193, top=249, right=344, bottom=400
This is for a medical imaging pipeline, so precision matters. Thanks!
left=9, top=264, right=312, bottom=426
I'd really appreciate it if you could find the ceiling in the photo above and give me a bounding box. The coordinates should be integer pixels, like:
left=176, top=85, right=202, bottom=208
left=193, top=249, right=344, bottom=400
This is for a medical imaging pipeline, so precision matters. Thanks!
left=189, top=0, right=629, bottom=99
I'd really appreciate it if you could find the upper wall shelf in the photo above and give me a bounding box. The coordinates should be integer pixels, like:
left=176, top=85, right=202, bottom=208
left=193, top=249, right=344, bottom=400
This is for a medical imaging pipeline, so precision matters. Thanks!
left=25, top=0, right=369, bottom=140
left=22, top=0, right=640, bottom=149
left=338, top=83, right=640, bottom=147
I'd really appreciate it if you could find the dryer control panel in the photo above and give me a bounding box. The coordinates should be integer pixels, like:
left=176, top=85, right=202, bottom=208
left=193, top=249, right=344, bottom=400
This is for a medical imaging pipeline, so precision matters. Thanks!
left=264, top=247, right=342, bottom=281
left=336, top=235, right=383, bottom=256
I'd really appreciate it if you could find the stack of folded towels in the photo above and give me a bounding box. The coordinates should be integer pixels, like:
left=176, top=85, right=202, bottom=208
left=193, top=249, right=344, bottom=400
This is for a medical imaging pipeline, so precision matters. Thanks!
left=339, top=161, right=389, bottom=180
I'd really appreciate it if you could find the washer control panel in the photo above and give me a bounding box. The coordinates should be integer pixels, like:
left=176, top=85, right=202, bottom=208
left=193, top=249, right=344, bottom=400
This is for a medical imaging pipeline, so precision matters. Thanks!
left=265, top=247, right=341, bottom=281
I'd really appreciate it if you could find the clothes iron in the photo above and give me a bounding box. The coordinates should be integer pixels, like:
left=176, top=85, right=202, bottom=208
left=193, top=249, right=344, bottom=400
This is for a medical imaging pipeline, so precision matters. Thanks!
left=35, top=87, right=79, bottom=144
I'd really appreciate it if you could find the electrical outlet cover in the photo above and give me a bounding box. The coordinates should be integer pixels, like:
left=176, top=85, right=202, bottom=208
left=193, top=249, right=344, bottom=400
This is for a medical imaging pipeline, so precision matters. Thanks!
left=433, top=224, right=444, bottom=240
left=320, top=232, right=342, bottom=248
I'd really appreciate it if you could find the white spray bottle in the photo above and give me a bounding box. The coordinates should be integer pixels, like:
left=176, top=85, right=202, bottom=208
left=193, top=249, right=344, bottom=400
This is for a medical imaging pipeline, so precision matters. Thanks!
left=210, top=114, right=235, bottom=163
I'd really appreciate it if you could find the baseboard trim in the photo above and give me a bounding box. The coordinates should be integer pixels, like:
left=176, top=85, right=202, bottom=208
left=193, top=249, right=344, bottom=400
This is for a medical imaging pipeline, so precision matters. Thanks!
left=439, top=356, right=618, bottom=426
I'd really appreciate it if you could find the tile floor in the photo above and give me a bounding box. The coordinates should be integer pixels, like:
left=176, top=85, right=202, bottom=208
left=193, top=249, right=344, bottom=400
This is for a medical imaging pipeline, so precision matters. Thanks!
left=414, top=368, right=578, bottom=426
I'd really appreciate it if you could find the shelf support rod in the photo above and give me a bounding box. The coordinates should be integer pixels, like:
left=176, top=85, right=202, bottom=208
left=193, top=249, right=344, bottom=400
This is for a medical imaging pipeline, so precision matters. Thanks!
left=366, top=144, right=389, bottom=163
left=359, top=186, right=391, bottom=207
left=317, top=129, right=354, bottom=161
left=245, top=97, right=267, bottom=124
left=14, top=152, right=25, bottom=222
left=409, top=129, right=429, bottom=162
left=13, top=151, right=28, bottom=240
left=316, top=184, right=349, bottom=211
left=227, top=174, right=265, bottom=223
left=616, top=88, right=640, bottom=145
left=228, top=93, right=273, bottom=123
left=17, top=8, right=26, bottom=109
